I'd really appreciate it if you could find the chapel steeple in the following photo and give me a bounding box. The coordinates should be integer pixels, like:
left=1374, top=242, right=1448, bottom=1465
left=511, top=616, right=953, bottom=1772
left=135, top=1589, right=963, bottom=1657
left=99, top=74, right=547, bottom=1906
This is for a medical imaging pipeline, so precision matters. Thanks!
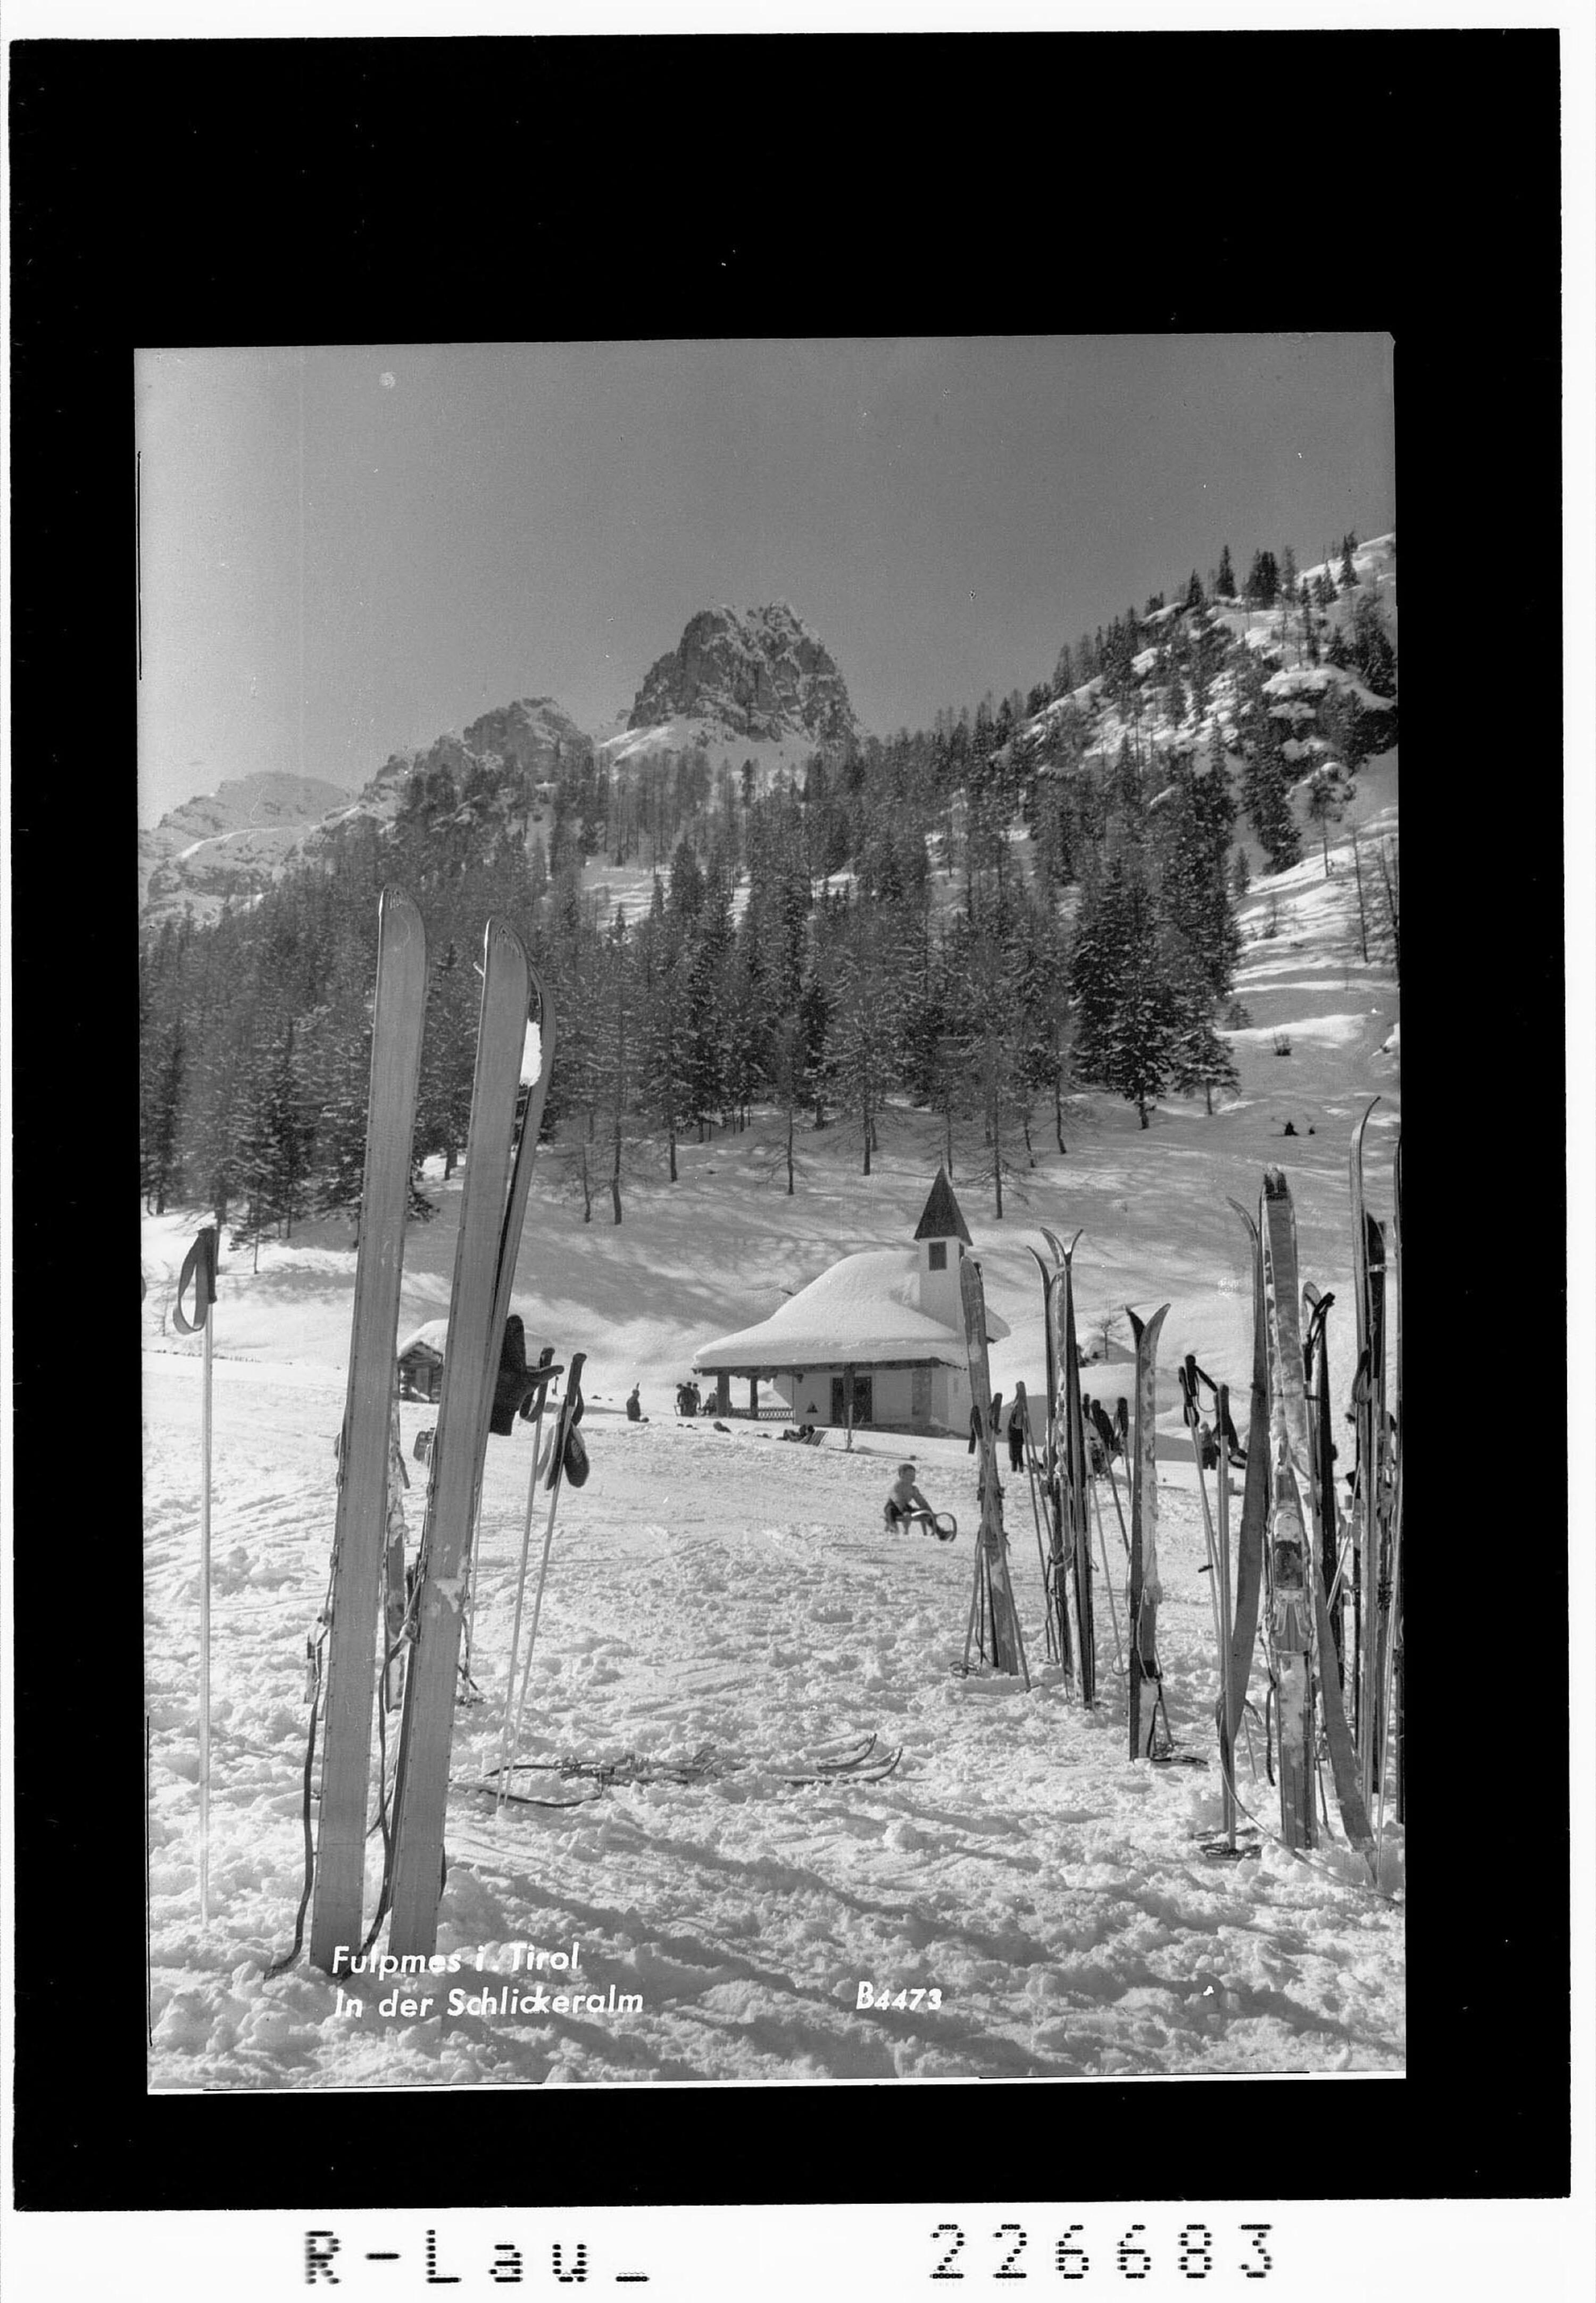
left=913, top=1167, right=972, bottom=1247
left=914, top=1167, right=970, bottom=1328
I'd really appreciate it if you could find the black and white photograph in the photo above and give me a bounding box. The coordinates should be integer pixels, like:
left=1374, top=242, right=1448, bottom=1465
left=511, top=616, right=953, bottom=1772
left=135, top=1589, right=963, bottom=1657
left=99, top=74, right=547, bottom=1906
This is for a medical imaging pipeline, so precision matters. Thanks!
left=135, top=331, right=1407, bottom=2091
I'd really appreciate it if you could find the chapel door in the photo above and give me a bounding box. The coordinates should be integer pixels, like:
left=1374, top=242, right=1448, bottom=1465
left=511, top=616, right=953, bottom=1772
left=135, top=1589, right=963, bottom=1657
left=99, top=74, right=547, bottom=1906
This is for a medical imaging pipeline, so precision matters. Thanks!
left=830, top=1373, right=873, bottom=1426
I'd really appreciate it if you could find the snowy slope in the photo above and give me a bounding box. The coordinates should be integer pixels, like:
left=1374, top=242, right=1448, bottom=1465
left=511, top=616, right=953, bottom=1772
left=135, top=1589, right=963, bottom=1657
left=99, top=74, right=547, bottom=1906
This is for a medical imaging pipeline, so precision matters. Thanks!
left=141, top=784, right=1402, bottom=2091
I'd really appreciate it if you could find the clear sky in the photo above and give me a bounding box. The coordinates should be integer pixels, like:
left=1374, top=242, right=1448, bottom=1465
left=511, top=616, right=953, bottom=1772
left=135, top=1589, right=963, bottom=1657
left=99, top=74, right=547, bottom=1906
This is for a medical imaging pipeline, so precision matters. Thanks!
left=136, top=334, right=1394, bottom=825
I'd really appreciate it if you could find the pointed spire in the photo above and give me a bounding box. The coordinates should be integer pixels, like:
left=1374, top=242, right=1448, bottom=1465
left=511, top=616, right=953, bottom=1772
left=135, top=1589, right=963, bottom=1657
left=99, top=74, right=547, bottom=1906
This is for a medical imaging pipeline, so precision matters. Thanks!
left=913, top=1167, right=972, bottom=1246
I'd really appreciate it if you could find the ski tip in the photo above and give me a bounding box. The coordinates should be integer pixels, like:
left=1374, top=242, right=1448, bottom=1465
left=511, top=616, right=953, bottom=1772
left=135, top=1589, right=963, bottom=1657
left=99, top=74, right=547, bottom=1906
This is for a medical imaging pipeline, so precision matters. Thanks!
left=379, top=881, right=423, bottom=926
left=484, top=914, right=533, bottom=972
left=1351, top=1093, right=1382, bottom=1148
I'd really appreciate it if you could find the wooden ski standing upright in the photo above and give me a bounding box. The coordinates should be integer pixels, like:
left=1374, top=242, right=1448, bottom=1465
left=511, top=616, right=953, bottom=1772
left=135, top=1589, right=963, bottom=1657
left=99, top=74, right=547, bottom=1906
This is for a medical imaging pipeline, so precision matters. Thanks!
left=1302, top=1283, right=1343, bottom=1673
left=959, top=1256, right=1028, bottom=1682
left=386, top=920, right=535, bottom=1958
left=1026, top=1244, right=1071, bottom=1681
left=1259, top=1170, right=1317, bottom=1844
left=1125, top=1302, right=1169, bottom=1759
left=309, top=886, right=429, bottom=1973
left=1223, top=1200, right=1271, bottom=1813
left=1349, top=1096, right=1392, bottom=1809
left=1387, top=1134, right=1404, bottom=1827
left=1047, top=1232, right=1095, bottom=1707
left=1261, top=1168, right=1374, bottom=1865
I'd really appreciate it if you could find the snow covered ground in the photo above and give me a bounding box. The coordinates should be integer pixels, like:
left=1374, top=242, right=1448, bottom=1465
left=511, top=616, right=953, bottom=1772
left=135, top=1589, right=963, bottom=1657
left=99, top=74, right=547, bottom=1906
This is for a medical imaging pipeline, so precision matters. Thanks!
left=141, top=789, right=1402, bottom=2092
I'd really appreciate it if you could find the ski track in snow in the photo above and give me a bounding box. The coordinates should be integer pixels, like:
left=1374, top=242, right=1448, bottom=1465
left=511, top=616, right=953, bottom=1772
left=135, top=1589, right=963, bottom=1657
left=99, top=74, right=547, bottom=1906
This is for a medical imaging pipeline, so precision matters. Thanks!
left=144, top=1363, right=1404, bottom=2091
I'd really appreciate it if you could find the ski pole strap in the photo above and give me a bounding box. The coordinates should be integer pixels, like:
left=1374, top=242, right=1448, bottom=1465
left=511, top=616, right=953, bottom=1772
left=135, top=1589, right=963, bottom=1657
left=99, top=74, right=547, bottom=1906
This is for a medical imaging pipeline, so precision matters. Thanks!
left=171, top=1225, right=219, bottom=1334
left=1179, top=1359, right=1199, bottom=1428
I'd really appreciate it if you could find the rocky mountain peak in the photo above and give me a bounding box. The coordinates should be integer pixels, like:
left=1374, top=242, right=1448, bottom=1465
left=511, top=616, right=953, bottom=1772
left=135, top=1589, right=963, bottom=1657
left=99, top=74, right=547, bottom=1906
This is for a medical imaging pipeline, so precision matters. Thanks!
left=627, top=603, right=858, bottom=747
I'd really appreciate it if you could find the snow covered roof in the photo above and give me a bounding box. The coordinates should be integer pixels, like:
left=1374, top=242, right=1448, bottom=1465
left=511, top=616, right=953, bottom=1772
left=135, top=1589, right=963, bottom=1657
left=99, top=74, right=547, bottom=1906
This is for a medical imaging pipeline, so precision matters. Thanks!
left=397, top=1309, right=550, bottom=1364
left=694, top=1246, right=1009, bottom=1374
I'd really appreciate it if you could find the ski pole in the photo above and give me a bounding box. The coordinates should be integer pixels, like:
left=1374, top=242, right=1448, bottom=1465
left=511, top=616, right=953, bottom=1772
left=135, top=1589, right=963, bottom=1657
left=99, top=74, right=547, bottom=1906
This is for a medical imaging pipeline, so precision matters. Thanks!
left=1216, top=1383, right=1236, bottom=1849
left=961, top=1540, right=984, bottom=1673
left=1182, top=1365, right=1227, bottom=1666
left=1090, top=1471, right=1126, bottom=1674
left=1009, top=1553, right=1034, bottom=1693
left=496, top=1390, right=553, bottom=1812
left=199, top=1272, right=213, bottom=1920
left=509, top=1356, right=586, bottom=1764
left=172, top=1226, right=219, bottom=1924
left=1102, top=1449, right=1131, bottom=1557
left=1018, top=1397, right=1058, bottom=1664
left=1184, top=1411, right=1233, bottom=1817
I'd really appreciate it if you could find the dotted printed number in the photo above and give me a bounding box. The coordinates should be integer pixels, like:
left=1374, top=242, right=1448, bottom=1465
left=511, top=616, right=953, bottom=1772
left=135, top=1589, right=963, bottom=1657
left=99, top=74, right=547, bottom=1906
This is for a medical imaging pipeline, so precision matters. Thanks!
left=1054, top=2226, right=1088, bottom=2280
left=994, top=2224, right=1027, bottom=2280
left=931, top=2223, right=966, bottom=2279
left=1177, top=2226, right=1212, bottom=2280
left=1117, top=2225, right=1152, bottom=2281
left=1241, top=2225, right=1275, bottom=2279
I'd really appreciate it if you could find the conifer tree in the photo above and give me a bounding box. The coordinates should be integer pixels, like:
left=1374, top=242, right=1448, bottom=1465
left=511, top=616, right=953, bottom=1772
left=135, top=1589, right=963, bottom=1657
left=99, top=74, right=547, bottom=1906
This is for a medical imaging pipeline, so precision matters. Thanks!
left=1241, top=751, right=1301, bottom=873
left=822, top=912, right=899, bottom=1174
left=1171, top=998, right=1241, bottom=1115
left=1304, top=765, right=1350, bottom=877
left=1160, top=754, right=1240, bottom=1001
left=140, top=1015, right=187, bottom=1215
left=307, top=1004, right=375, bottom=1222
left=636, top=907, right=688, bottom=1180
left=1244, top=549, right=1279, bottom=607
left=594, top=919, right=635, bottom=1221
left=668, top=836, right=706, bottom=924
left=1351, top=589, right=1398, bottom=697
left=415, top=940, right=485, bottom=1177
left=796, top=969, right=830, bottom=1127
left=682, top=862, right=734, bottom=1136
left=231, top=1020, right=318, bottom=1258
left=1216, top=544, right=1237, bottom=598
left=1070, top=857, right=1180, bottom=1129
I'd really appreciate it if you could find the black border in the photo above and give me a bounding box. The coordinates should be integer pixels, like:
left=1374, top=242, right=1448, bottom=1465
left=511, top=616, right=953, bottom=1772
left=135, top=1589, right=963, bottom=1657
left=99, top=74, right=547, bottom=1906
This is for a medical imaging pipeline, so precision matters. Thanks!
left=10, top=28, right=1568, bottom=2211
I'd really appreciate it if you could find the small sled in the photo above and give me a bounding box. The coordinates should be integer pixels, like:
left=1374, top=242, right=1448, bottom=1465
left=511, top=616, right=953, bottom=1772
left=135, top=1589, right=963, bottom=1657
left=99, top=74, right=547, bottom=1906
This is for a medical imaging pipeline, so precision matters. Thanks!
left=886, top=1507, right=958, bottom=1543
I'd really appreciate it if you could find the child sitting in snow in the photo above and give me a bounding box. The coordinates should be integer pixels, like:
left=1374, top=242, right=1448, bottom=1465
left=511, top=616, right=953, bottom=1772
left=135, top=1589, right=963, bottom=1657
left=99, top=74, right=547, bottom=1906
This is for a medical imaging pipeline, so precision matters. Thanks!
left=884, top=1462, right=934, bottom=1532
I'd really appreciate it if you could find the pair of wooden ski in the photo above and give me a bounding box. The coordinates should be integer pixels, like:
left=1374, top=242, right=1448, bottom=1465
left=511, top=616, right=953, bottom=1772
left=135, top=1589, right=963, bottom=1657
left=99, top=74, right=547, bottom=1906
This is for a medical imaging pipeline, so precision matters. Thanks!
left=1027, top=1227, right=1095, bottom=1701
left=1226, top=1170, right=1374, bottom=1868
left=958, top=1254, right=1028, bottom=1683
left=309, top=894, right=556, bottom=1972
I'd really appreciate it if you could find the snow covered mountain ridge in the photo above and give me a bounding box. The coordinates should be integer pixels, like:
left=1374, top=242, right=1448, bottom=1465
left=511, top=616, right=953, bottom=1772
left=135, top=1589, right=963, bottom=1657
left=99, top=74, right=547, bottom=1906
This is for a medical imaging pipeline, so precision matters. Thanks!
left=137, top=770, right=354, bottom=916
left=138, top=606, right=859, bottom=925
